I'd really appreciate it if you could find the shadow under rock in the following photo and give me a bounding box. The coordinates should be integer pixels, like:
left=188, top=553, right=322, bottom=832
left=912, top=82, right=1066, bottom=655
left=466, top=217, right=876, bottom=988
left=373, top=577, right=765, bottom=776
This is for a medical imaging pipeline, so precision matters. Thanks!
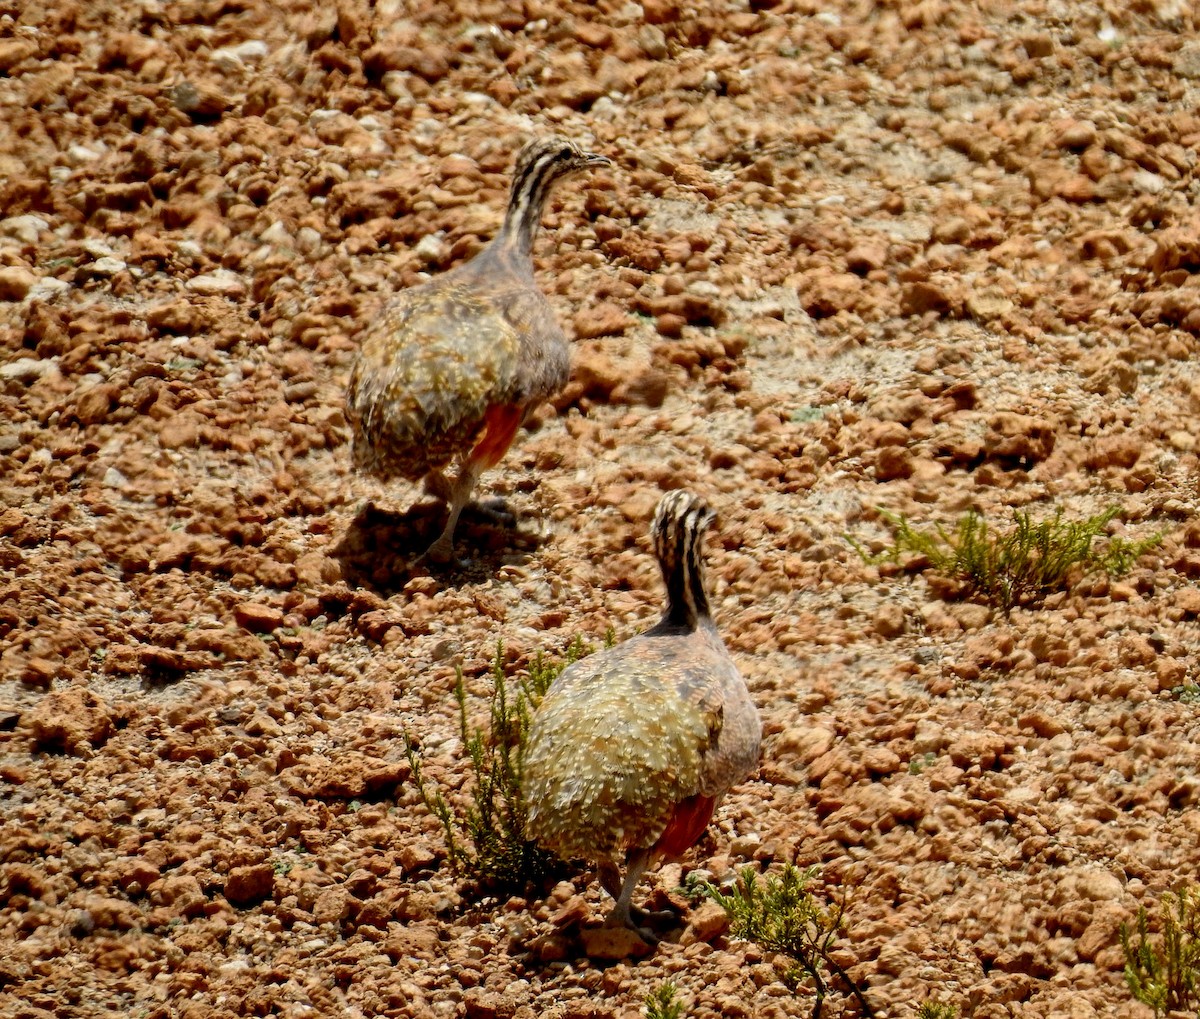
left=332, top=498, right=544, bottom=595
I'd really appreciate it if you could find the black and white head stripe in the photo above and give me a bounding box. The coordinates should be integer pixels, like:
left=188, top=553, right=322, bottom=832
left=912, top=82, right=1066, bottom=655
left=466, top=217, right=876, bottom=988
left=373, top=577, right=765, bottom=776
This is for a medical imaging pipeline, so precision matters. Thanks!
left=652, top=489, right=716, bottom=629
left=501, top=137, right=610, bottom=250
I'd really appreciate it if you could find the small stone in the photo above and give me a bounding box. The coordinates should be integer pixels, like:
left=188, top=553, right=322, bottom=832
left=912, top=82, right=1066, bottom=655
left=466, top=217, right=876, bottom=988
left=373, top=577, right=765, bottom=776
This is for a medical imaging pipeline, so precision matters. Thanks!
left=67, top=144, right=101, bottom=165
left=88, top=256, right=127, bottom=277
left=313, top=887, right=351, bottom=925
left=573, top=301, right=631, bottom=340
left=186, top=269, right=247, bottom=298
left=682, top=901, right=729, bottom=944
left=862, top=747, right=903, bottom=776
left=1056, top=120, right=1097, bottom=150
left=0, top=266, right=36, bottom=301
left=874, top=445, right=914, bottom=481
left=0, top=38, right=37, bottom=72
left=224, top=864, right=275, bottom=905
left=1073, top=867, right=1124, bottom=902
left=549, top=894, right=591, bottom=928
left=798, top=271, right=864, bottom=318
left=413, top=233, right=447, bottom=265
left=0, top=215, right=48, bottom=244
left=1175, top=588, right=1200, bottom=617
left=985, top=412, right=1056, bottom=465
left=210, top=40, right=269, bottom=71
left=22, top=657, right=57, bottom=688
left=612, top=367, right=670, bottom=408
left=171, top=81, right=231, bottom=118
left=900, top=279, right=962, bottom=317
left=580, top=924, right=654, bottom=959
left=874, top=602, right=906, bottom=639
left=845, top=242, right=887, bottom=274
left=774, top=725, right=835, bottom=764
left=0, top=357, right=55, bottom=383
left=397, top=838, right=437, bottom=874
left=234, top=602, right=283, bottom=632
left=966, top=291, right=1014, bottom=321
left=74, top=384, right=117, bottom=425
left=28, top=688, right=114, bottom=756
left=158, top=413, right=200, bottom=449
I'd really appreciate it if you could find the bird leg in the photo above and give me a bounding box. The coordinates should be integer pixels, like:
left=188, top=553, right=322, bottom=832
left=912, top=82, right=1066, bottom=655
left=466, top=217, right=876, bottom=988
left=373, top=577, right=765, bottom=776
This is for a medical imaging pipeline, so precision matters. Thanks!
left=423, top=472, right=512, bottom=524
left=423, top=405, right=524, bottom=563
left=423, top=458, right=483, bottom=564
left=598, top=849, right=676, bottom=944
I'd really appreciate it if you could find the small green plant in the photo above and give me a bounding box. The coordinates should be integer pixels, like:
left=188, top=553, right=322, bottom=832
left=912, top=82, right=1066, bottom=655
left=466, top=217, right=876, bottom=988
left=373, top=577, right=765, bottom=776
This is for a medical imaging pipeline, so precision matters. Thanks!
left=916, top=1003, right=958, bottom=1019
left=404, top=636, right=602, bottom=894
left=699, top=863, right=873, bottom=1019
left=855, top=506, right=1162, bottom=613
left=644, top=981, right=687, bottom=1019
left=908, top=752, right=937, bottom=775
left=1172, top=683, right=1200, bottom=704
left=1120, top=886, right=1200, bottom=1017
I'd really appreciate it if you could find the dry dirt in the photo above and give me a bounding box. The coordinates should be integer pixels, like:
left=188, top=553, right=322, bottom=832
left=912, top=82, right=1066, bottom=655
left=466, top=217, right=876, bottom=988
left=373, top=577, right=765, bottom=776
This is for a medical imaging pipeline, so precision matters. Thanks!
left=3, top=0, right=1200, bottom=1017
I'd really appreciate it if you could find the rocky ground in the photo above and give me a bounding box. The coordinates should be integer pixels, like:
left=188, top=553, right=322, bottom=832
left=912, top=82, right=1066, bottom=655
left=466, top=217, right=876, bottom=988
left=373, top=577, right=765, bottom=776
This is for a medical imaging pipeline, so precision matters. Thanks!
left=3, top=0, right=1200, bottom=1016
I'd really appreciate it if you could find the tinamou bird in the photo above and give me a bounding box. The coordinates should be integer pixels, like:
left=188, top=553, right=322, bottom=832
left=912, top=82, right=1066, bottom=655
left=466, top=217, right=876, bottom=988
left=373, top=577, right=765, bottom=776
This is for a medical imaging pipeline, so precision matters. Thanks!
left=523, top=490, right=762, bottom=943
left=346, top=137, right=610, bottom=562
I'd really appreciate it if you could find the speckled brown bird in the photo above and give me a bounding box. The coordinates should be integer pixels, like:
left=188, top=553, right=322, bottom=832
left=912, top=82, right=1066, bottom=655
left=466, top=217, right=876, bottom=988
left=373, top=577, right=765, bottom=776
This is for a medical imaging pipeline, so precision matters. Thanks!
left=346, top=137, right=610, bottom=562
left=523, top=490, right=762, bottom=941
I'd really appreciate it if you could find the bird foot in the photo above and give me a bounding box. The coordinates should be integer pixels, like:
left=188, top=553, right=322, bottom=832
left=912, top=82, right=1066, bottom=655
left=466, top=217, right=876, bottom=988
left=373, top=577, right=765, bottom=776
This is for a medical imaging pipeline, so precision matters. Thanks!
left=421, top=536, right=460, bottom=567
left=600, top=902, right=677, bottom=948
left=606, top=914, right=660, bottom=947
left=630, top=904, right=679, bottom=927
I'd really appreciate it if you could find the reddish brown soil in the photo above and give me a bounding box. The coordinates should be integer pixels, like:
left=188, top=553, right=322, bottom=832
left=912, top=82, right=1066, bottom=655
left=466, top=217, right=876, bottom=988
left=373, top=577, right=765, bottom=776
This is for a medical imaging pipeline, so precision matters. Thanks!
left=2, top=1, right=1199, bottom=1017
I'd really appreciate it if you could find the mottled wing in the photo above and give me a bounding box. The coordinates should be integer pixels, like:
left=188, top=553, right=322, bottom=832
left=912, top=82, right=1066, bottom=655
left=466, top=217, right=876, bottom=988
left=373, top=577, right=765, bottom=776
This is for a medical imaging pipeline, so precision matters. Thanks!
left=492, top=285, right=570, bottom=405
left=523, top=637, right=723, bottom=863
left=689, top=654, right=762, bottom=800
left=346, top=281, right=522, bottom=481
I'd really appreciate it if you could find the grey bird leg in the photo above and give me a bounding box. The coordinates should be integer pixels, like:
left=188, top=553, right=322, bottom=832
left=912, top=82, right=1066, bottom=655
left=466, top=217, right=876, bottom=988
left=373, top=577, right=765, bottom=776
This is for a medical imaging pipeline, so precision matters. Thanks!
left=424, top=471, right=514, bottom=525
left=600, top=849, right=675, bottom=944
left=424, top=459, right=483, bottom=563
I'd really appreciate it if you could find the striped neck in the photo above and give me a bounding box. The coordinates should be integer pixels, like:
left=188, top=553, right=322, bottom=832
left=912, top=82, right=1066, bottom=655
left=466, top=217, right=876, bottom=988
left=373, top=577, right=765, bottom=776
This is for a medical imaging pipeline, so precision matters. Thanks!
left=653, top=491, right=715, bottom=631
left=493, top=138, right=609, bottom=258
left=498, top=156, right=562, bottom=256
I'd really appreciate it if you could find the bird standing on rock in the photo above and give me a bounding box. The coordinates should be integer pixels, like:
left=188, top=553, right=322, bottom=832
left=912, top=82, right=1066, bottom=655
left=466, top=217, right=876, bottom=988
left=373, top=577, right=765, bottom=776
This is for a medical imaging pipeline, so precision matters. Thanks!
left=345, top=137, right=610, bottom=563
left=523, top=490, right=762, bottom=944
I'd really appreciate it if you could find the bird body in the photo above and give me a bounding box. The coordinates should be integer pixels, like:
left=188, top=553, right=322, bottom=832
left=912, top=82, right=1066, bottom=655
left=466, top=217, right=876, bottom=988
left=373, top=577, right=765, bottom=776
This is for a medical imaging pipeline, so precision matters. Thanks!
left=346, top=138, right=609, bottom=561
left=523, top=491, right=762, bottom=938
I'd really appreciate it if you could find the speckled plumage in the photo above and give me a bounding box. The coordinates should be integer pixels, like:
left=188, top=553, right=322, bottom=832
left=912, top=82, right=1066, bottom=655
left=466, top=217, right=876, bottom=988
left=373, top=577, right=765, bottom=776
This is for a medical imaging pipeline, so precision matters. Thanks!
left=345, top=137, right=609, bottom=560
left=523, top=491, right=762, bottom=936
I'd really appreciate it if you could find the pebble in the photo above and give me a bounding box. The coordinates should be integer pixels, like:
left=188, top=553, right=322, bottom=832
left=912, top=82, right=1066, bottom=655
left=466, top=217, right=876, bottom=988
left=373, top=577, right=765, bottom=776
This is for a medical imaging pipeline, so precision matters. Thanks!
left=0, top=356, right=55, bottom=382
left=0, top=266, right=36, bottom=301
left=186, top=270, right=247, bottom=298
left=0, top=215, right=48, bottom=244
left=88, top=256, right=127, bottom=277
left=210, top=40, right=269, bottom=71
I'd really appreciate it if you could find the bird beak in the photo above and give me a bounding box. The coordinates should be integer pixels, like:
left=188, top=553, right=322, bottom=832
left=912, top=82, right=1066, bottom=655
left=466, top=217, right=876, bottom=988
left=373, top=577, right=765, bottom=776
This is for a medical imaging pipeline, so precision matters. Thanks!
left=582, top=152, right=612, bottom=169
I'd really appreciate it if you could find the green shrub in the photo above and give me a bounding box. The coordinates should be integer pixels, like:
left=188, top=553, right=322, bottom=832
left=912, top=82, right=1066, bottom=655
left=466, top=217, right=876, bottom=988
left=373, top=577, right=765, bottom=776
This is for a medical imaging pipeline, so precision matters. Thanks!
left=915, top=1004, right=958, bottom=1019
left=699, top=863, right=874, bottom=1018
left=404, top=636, right=600, bottom=894
left=856, top=506, right=1162, bottom=612
left=644, top=981, right=687, bottom=1019
left=1120, top=886, right=1200, bottom=1017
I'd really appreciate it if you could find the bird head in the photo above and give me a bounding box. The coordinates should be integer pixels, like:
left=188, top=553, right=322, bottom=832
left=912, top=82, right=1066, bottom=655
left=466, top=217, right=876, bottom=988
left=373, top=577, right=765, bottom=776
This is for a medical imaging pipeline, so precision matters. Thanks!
left=513, top=137, right=611, bottom=184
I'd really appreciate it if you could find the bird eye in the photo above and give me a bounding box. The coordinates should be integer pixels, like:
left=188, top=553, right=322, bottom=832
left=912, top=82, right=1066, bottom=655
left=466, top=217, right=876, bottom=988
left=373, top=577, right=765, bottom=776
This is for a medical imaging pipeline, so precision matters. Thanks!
left=559, top=147, right=573, bottom=160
